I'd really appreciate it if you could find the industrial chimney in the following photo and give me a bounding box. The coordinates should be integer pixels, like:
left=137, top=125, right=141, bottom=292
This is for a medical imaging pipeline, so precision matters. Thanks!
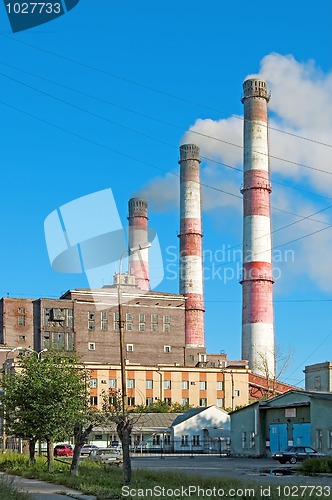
left=240, top=77, right=275, bottom=377
left=178, top=144, right=205, bottom=349
left=128, top=198, right=149, bottom=290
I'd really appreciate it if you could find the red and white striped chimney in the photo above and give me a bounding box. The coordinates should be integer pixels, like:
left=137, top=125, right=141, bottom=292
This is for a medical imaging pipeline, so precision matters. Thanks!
left=178, top=144, right=205, bottom=348
left=128, top=198, right=149, bottom=290
left=241, top=77, right=275, bottom=377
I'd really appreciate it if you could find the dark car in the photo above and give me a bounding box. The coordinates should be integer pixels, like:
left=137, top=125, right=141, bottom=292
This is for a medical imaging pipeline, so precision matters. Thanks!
left=272, top=446, right=327, bottom=464
left=54, top=444, right=73, bottom=457
left=80, top=444, right=99, bottom=456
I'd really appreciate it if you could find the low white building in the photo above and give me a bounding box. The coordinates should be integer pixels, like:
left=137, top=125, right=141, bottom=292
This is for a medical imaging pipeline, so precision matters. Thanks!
left=171, top=406, right=230, bottom=453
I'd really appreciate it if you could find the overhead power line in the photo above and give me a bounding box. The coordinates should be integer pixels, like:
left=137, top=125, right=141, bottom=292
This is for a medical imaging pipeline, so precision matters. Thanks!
left=1, top=33, right=332, bottom=150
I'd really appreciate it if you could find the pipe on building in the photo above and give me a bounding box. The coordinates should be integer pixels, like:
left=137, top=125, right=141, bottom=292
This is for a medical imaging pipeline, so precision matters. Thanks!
left=240, top=77, right=275, bottom=378
left=178, top=144, right=205, bottom=348
left=128, top=198, right=150, bottom=290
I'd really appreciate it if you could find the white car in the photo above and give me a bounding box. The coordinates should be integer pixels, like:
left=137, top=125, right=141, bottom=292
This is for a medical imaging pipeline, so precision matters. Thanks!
left=89, top=447, right=123, bottom=465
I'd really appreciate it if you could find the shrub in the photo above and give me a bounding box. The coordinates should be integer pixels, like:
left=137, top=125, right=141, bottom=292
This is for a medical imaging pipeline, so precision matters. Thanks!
left=300, top=457, right=332, bottom=474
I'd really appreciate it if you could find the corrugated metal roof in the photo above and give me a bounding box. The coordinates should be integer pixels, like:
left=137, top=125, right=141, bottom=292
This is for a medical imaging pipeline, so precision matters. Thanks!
left=93, top=413, right=183, bottom=432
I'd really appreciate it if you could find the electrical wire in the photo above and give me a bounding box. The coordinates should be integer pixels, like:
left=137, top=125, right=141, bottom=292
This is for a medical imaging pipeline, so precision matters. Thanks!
left=1, top=33, right=331, bottom=149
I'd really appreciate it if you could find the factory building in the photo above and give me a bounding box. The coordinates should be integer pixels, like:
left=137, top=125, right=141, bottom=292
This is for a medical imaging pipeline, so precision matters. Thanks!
left=0, top=76, right=287, bottom=411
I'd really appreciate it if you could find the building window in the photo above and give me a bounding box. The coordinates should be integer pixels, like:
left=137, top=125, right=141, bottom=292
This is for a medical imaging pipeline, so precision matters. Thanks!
left=18, top=335, right=26, bottom=342
left=316, top=430, right=323, bottom=450
left=234, top=390, right=240, bottom=397
left=163, top=324, right=171, bottom=333
left=88, top=312, right=95, bottom=330
left=114, top=312, right=119, bottom=331
left=151, top=314, right=158, bottom=324
left=127, top=379, right=135, bottom=389
left=164, top=380, right=171, bottom=390
left=126, top=322, right=133, bottom=331
left=139, top=323, right=146, bottom=332
left=126, top=313, right=133, bottom=322
left=199, top=381, right=207, bottom=390
left=67, top=309, right=73, bottom=328
left=146, top=397, right=153, bottom=406
left=90, top=396, right=98, bottom=406
left=152, top=435, right=161, bottom=446
left=163, top=315, right=170, bottom=324
left=90, top=379, right=98, bottom=388
left=193, top=435, right=200, bottom=446
left=152, top=323, right=158, bottom=332
left=88, top=342, right=96, bottom=350
left=182, top=398, right=189, bottom=406
left=18, top=316, right=25, bottom=326
left=199, top=398, right=207, bottom=407
left=314, top=376, right=321, bottom=390
left=181, top=435, right=189, bottom=446
left=127, top=397, right=135, bottom=407
left=329, top=430, right=332, bottom=449
left=101, top=311, right=108, bottom=330
left=216, top=398, right=224, bottom=408
left=164, top=345, right=171, bottom=353
left=43, top=332, right=50, bottom=349
left=109, top=379, right=117, bottom=389
left=164, top=434, right=171, bottom=445
left=126, top=344, right=134, bottom=352
left=182, top=381, right=189, bottom=390
left=53, top=332, right=65, bottom=350
left=43, top=308, right=51, bottom=326
left=217, top=381, right=223, bottom=390
left=164, top=398, right=172, bottom=405
left=68, top=332, right=74, bottom=351
left=242, top=431, right=247, bottom=449
left=146, top=380, right=153, bottom=389
left=139, top=314, right=145, bottom=322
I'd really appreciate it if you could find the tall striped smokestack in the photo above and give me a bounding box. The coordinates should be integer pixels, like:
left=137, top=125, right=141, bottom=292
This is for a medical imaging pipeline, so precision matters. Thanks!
left=178, top=144, right=205, bottom=348
left=241, top=77, right=275, bottom=377
left=128, top=198, right=149, bottom=290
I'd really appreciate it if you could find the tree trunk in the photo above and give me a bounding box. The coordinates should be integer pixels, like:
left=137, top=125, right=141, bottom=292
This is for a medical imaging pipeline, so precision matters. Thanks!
left=29, top=438, right=36, bottom=464
left=46, top=439, right=54, bottom=473
left=70, top=423, right=93, bottom=477
left=117, top=417, right=132, bottom=484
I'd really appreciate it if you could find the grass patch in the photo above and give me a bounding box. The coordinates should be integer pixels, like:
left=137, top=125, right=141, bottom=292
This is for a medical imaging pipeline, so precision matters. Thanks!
left=0, top=453, right=328, bottom=499
left=299, top=456, right=332, bottom=474
left=0, top=477, right=30, bottom=499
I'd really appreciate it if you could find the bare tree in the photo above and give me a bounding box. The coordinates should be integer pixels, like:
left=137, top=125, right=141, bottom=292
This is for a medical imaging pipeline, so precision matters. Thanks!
left=101, top=389, right=141, bottom=484
left=256, top=345, right=293, bottom=398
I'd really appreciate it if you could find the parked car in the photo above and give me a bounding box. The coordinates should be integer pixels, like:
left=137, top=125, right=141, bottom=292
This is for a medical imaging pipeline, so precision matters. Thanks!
left=54, top=444, right=73, bottom=457
left=272, top=446, right=327, bottom=464
left=89, top=447, right=123, bottom=465
left=80, top=444, right=99, bottom=456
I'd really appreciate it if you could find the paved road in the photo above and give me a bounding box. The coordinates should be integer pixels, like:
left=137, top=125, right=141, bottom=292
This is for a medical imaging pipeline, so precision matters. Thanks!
left=132, top=455, right=332, bottom=486
left=0, top=472, right=97, bottom=500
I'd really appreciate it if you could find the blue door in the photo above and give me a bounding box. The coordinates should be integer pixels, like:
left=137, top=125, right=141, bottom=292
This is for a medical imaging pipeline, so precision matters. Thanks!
left=293, top=423, right=311, bottom=446
left=270, top=424, right=288, bottom=453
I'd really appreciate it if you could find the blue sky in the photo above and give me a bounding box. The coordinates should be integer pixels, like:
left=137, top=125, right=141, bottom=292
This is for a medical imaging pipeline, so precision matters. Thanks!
left=0, top=0, right=331, bottom=387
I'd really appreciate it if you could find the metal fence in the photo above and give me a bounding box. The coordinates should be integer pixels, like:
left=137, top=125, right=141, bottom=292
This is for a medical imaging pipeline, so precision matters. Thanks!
left=131, top=438, right=230, bottom=457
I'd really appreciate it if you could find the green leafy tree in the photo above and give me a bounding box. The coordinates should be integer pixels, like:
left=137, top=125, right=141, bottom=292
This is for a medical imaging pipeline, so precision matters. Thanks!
left=133, top=400, right=194, bottom=413
left=0, top=350, right=89, bottom=472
